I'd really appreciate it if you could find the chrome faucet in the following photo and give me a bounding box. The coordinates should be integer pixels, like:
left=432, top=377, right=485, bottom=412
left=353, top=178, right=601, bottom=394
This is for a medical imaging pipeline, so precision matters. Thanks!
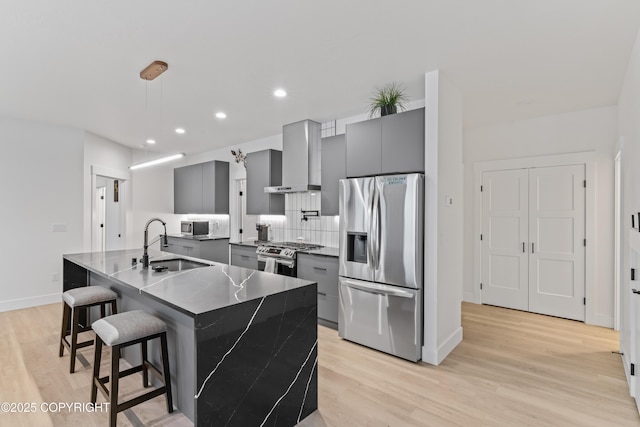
left=142, top=217, right=169, bottom=268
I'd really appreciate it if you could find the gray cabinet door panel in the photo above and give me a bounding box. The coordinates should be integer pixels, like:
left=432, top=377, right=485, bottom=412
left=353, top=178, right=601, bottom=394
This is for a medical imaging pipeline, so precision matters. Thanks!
left=202, top=161, right=215, bottom=214
left=214, top=161, right=229, bottom=214
left=246, top=150, right=284, bottom=215
left=230, top=245, right=258, bottom=269
left=166, top=237, right=200, bottom=258
left=346, top=118, right=381, bottom=178
left=321, top=135, right=346, bottom=216
left=297, top=253, right=339, bottom=322
left=381, top=107, right=425, bottom=174
left=199, top=239, right=229, bottom=263
left=174, top=166, right=191, bottom=214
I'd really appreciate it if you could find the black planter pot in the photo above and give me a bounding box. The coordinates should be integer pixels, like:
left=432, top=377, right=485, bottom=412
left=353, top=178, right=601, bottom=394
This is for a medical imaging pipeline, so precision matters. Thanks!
left=380, top=104, right=397, bottom=116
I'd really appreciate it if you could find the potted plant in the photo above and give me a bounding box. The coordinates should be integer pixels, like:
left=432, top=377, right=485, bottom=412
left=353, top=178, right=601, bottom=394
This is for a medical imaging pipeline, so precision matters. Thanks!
left=368, top=82, right=409, bottom=118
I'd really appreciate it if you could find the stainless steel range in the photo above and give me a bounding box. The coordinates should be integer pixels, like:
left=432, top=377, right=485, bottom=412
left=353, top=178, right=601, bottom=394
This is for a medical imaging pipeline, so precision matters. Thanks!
left=256, top=242, right=323, bottom=276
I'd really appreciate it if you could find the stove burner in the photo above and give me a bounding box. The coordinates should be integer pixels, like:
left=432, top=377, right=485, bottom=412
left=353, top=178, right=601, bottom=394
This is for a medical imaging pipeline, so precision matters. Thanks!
left=269, top=241, right=324, bottom=250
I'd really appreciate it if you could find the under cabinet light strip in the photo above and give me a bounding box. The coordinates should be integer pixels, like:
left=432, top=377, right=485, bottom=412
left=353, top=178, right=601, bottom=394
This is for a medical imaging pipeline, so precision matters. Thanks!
left=129, top=153, right=185, bottom=170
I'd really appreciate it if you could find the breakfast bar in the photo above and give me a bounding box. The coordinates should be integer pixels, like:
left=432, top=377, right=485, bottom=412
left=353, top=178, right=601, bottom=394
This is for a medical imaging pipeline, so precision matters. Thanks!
left=63, top=249, right=318, bottom=426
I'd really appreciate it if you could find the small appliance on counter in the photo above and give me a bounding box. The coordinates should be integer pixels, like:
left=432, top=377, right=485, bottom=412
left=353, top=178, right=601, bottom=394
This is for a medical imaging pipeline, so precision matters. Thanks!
left=256, top=224, right=270, bottom=242
left=181, top=221, right=209, bottom=236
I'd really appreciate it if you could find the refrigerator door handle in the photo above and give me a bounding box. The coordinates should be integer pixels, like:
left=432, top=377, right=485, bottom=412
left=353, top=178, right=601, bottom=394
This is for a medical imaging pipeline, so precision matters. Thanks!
left=367, top=180, right=376, bottom=268
left=342, top=280, right=414, bottom=298
left=371, top=183, right=380, bottom=269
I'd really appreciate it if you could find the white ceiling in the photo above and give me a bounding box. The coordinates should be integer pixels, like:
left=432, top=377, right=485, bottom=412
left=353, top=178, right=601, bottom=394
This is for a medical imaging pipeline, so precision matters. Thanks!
left=1, top=1, right=639, bottom=155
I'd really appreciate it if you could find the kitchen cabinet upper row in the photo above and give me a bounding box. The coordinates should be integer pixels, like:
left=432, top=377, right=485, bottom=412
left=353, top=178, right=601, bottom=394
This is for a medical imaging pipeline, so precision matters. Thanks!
left=320, top=134, right=346, bottom=216
left=246, top=149, right=285, bottom=215
left=345, top=107, right=425, bottom=178
left=174, top=160, right=229, bottom=214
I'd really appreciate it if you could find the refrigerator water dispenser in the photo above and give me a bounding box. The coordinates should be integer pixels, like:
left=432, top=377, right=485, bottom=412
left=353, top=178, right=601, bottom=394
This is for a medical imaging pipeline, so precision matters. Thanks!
left=347, top=232, right=367, bottom=263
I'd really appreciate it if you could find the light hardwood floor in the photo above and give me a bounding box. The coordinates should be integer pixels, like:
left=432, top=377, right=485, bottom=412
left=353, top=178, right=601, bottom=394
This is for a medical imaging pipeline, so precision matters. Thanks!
left=0, top=302, right=637, bottom=426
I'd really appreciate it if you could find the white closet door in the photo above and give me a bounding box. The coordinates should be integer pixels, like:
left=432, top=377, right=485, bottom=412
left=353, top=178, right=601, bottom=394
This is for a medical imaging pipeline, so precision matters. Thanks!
left=528, top=165, right=585, bottom=321
left=481, top=169, right=529, bottom=311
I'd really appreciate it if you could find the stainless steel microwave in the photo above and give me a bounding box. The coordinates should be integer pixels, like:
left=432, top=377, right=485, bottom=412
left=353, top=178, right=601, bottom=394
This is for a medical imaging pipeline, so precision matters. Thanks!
left=181, top=221, right=209, bottom=236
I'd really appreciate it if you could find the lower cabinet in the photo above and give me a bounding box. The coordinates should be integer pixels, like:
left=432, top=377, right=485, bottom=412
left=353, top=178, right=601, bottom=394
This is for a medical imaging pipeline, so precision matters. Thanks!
left=230, top=244, right=258, bottom=270
left=297, top=253, right=339, bottom=326
left=165, top=237, right=229, bottom=263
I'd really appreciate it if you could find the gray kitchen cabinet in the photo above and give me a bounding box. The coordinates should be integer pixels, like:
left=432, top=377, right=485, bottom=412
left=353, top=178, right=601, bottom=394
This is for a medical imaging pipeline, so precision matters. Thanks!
left=381, top=107, right=425, bottom=175
left=174, top=164, right=202, bottom=214
left=345, top=107, right=425, bottom=177
left=202, top=161, right=229, bottom=214
left=246, top=149, right=285, bottom=215
left=174, top=160, right=229, bottom=214
left=321, top=135, right=346, bottom=216
left=346, top=117, right=381, bottom=178
left=230, top=244, right=258, bottom=270
left=297, top=253, right=339, bottom=326
left=165, top=237, right=200, bottom=258
left=165, top=237, right=230, bottom=263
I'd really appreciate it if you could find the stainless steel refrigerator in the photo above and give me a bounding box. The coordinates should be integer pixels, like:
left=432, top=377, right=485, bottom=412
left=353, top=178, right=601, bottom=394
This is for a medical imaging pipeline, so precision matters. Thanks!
left=338, top=173, right=424, bottom=362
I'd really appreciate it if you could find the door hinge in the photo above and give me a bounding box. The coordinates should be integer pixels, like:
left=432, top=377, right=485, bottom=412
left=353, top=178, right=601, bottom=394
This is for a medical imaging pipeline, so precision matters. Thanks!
left=100, top=224, right=104, bottom=228
left=100, top=195, right=104, bottom=200
left=583, top=239, right=586, bottom=247
left=632, top=268, right=636, bottom=281
left=632, top=363, right=636, bottom=376
left=239, top=228, right=243, bottom=234
left=583, top=297, right=586, bottom=305
left=480, top=185, right=483, bottom=192
left=480, top=283, right=483, bottom=290
left=583, top=180, right=586, bottom=188
left=239, top=191, right=243, bottom=196
left=480, top=234, right=483, bottom=241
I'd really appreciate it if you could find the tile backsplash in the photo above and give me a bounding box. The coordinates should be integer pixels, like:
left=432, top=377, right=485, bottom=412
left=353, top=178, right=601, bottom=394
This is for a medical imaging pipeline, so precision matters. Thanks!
left=258, top=193, right=340, bottom=247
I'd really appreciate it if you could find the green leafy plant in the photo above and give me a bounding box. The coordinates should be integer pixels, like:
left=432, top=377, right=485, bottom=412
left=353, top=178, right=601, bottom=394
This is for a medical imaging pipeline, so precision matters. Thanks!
left=368, top=82, right=409, bottom=118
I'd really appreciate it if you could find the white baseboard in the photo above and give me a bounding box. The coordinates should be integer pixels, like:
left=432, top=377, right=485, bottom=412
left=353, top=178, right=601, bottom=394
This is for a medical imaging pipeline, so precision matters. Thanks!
left=0, top=293, right=61, bottom=313
left=422, top=326, right=463, bottom=366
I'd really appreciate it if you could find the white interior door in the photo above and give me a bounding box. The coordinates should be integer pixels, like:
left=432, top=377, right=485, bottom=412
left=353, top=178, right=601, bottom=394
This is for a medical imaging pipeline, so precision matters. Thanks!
left=96, top=186, right=106, bottom=252
left=528, top=165, right=585, bottom=321
left=481, top=169, right=529, bottom=311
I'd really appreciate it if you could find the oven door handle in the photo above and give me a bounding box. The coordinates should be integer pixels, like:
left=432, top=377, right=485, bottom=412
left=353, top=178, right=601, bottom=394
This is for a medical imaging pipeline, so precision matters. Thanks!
left=257, top=255, right=295, bottom=269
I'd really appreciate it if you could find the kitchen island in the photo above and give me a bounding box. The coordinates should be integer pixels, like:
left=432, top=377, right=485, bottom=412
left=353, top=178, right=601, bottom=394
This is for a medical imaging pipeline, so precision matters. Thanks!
left=63, top=249, right=317, bottom=426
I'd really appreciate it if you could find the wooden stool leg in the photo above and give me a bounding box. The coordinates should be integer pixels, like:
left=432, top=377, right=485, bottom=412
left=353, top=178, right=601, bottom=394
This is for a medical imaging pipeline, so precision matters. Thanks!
left=160, top=333, right=173, bottom=413
left=109, top=344, right=120, bottom=427
left=110, top=300, right=118, bottom=315
left=59, top=303, right=70, bottom=357
left=141, top=340, right=149, bottom=387
left=69, top=307, right=81, bottom=373
left=91, top=336, right=103, bottom=404
left=100, top=303, right=106, bottom=319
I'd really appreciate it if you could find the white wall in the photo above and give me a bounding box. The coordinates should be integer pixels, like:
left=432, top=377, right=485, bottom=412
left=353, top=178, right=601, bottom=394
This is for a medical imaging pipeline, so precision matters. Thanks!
left=0, top=117, right=84, bottom=311
left=423, top=70, right=464, bottom=365
left=463, top=106, right=617, bottom=327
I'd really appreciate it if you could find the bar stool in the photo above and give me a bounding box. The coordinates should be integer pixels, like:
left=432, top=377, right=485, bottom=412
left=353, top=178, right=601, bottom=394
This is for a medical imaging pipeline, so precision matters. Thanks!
left=91, top=310, right=173, bottom=427
left=59, top=286, right=118, bottom=373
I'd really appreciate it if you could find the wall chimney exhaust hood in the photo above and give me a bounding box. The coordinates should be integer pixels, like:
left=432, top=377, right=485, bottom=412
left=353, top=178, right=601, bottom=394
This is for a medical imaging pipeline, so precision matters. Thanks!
left=265, top=119, right=321, bottom=194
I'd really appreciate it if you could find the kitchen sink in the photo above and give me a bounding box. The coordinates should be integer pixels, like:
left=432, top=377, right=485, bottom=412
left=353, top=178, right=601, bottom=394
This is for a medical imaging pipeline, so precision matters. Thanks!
left=150, top=258, right=211, bottom=272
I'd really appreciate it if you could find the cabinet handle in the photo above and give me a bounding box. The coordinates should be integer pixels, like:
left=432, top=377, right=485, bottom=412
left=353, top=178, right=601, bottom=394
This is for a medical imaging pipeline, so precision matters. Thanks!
left=313, top=266, right=327, bottom=271
left=318, top=292, right=327, bottom=296
left=531, top=242, right=535, bottom=254
left=632, top=289, right=640, bottom=295
left=240, top=255, right=250, bottom=259
left=522, top=242, right=525, bottom=253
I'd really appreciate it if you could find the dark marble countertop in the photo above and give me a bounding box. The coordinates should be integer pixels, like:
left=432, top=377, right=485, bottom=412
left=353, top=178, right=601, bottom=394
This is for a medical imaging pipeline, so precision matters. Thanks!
left=63, top=249, right=315, bottom=317
left=167, top=234, right=230, bottom=241
left=229, top=241, right=339, bottom=258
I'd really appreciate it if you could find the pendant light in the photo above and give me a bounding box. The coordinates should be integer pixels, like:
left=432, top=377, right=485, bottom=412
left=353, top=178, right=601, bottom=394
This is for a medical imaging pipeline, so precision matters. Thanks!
left=130, top=60, right=186, bottom=170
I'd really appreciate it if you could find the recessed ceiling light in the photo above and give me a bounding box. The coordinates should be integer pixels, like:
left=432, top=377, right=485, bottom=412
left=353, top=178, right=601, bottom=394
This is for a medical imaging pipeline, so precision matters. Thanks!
left=274, top=89, right=287, bottom=98
left=175, top=128, right=186, bottom=134
left=146, top=139, right=156, bottom=144
left=215, top=112, right=227, bottom=119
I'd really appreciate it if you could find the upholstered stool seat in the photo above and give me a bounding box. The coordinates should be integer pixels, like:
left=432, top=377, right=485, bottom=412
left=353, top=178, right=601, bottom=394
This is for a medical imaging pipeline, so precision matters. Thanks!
left=59, top=286, right=117, bottom=373
left=91, top=310, right=173, bottom=427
